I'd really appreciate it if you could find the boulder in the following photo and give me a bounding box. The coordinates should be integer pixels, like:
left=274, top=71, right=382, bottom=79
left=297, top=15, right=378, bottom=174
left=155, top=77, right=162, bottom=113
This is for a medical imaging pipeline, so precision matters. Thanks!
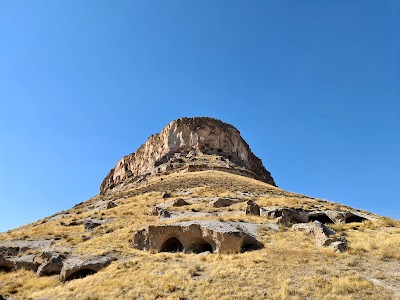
left=264, top=207, right=309, bottom=225
left=209, top=198, right=236, bottom=208
left=329, top=241, right=347, bottom=253
left=292, top=221, right=347, bottom=253
left=60, top=256, right=113, bottom=281
left=106, top=201, right=117, bottom=209
left=0, top=254, right=13, bottom=271
left=151, top=206, right=171, bottom=218
left=162, top=192, right=171, bottom=199
left=35, top=252, right=66, bottom=276
left=245, top=200, right=260, bottom=216
left=172, top=198, right=189, bottom=207
left=83, top=220, right=102, bottom=231
left=132, top=220, right=262, bottom=254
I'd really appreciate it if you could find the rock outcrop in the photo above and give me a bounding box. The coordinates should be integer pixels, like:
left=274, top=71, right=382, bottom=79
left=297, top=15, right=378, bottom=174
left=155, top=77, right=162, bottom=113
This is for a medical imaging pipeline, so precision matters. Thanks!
left=262, top=207, right=369, bottom=225
left=60, top=256, right=113, bottom=282
left=245, top=200, right=261, bottom=216
left=132, top=220, right=263, bottom=253
left=100, top=117, right=275, bottom=193
left=293, top=221, right=348, bottom=253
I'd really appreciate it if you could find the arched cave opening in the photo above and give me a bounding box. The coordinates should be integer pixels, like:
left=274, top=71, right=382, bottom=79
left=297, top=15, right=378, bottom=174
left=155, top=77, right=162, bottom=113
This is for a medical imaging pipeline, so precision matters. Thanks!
left=309, top=214, right=334, bottom=224
left=240, top=238, right=262, bottom=253
left=190, top=240, right=214, bottom=254
left=65, top=269, right=97, bottom=281
left=160, top=237, right=183, bottom=253
left=345, top=215, right=366, bottom=223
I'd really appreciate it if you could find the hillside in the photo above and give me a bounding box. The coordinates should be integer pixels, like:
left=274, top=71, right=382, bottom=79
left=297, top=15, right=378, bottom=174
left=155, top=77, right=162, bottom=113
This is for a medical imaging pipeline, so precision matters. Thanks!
left=1, top=117, right=399, bottom=300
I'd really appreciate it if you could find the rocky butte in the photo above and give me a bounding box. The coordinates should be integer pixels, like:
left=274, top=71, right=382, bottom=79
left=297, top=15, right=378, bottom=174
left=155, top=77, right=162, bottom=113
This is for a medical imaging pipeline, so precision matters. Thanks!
left=0, top=116, right=398, bottom=299
left=100, top=117, right=276, bottom=194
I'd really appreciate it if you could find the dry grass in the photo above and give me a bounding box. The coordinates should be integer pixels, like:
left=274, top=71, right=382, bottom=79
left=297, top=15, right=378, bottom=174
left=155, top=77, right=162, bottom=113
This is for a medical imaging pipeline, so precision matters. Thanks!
left=0, top=171, right=399, bottom=299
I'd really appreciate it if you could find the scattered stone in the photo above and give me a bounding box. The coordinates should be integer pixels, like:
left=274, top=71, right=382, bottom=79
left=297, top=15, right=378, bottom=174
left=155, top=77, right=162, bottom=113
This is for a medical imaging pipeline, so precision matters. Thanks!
left=151, top=206, right=171, bottom=218
left=60, top=220, right=81, bottom=226
left=292, top=221, right=347, bottom=253
left=0, top=254, right=13, bottom=271
left=172, top=198, right=189, bottom=207
left=245, top=200, right=260, bottom=216
left=132, top=220, right=262, bottom=253
left=60, top=256, right=113, bottom=281
left=209, top=198, right=237, bottom=208
left=329, top=241, right=347, bottom=253
left=106, top=201, right=117, bottom=209
left=162, top=192, right=171, bottom=199
left=83, top=220, right=102, bottom=231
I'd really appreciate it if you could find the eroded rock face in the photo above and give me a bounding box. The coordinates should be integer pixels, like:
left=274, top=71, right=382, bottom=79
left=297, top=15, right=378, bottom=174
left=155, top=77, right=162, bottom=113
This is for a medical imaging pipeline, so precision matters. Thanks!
left=262, top=207, right=369, bottom=225
left=100, top=117, right=276, bottom=193
left=60, top=256, right=113, bottom=281
left=36, top=252, right=66, bottom=277
left=132, top=220, right=263, bottom=253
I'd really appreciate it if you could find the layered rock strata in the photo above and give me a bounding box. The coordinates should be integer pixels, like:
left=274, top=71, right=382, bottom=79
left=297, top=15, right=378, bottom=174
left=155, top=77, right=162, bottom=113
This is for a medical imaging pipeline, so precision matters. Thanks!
left=101, top=117, right=275, bottom=193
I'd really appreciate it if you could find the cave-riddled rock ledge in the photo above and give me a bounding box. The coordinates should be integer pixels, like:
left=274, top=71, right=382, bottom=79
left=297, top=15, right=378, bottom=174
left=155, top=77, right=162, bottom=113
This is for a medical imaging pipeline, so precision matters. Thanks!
left=132, top=220, right=264, bottom=254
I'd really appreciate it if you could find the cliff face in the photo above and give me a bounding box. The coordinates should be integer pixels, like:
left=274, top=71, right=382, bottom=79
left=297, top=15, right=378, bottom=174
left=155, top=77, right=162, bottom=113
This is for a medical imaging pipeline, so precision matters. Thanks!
left=100, top=117, right=276, bottom=193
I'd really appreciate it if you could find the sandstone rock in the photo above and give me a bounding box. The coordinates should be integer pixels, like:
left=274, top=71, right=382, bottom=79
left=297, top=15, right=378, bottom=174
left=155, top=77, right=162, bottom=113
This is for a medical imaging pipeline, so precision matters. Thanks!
left=106, top=201, right=117, bottom=209
left=83, top=220, right=102, bottom=231
left=11, top=254, right=40, bottom=272
left=329, top=241, right=347, bottom=253
left=100, top=117, right=276, bottom=194
left=35, top=252, right=66, bottom=276
left=245, top=200, right=260, bottom=216
left=0, top=240, right=53, bottom=256
left=0, top=254, right=13, bottom=271
left=172, top=198, right=189, bottom=207
left=293, top=221, right=347, bottom=253
left=209, top=198, right=237, bottom=208
left=151, top=206, right=171, bottom=218
left=162, top=192, right=171, bottom=199
left=60, top=256, right=113, bottom=281
left=132, top=220, right=262, bottom=253
left=311, top=221, right=337, bottom=246
left=264, top=207, right=368, bottom=225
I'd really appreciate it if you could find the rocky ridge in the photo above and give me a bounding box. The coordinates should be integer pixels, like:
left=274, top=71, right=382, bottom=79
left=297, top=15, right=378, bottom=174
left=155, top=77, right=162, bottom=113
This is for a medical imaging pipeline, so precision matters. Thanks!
left=100, top=117, right=276, bottom=193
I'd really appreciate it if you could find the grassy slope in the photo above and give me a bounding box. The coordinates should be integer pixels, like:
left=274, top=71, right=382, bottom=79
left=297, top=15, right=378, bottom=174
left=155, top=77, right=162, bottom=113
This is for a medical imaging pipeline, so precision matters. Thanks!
left=0, top=171, right=399, bottom=300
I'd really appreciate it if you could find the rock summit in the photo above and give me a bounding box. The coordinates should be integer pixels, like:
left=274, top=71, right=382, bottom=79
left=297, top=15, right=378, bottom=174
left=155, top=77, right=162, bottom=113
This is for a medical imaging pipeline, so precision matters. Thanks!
left=100, top=117, right=276, bottom=193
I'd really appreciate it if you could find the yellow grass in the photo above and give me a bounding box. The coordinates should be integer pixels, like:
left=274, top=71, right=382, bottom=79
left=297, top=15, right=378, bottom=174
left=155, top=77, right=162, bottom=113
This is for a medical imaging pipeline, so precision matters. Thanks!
left=0, top=171, right=398, bottom=299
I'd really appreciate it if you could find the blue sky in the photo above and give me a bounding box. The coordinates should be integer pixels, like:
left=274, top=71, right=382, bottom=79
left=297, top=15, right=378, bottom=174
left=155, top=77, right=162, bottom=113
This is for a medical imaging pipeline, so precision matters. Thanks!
left=0, top=1, right=399, bottom=232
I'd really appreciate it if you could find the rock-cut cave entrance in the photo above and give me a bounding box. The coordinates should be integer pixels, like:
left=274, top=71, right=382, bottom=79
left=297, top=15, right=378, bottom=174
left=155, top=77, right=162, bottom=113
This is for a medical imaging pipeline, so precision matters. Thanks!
left=309, top=214, right=334, bottom=224
left=345, top=215, right=366, bottom=223
left=160, top=237, right=183, bottom=253
left=190, top=240, right=214, bottom=254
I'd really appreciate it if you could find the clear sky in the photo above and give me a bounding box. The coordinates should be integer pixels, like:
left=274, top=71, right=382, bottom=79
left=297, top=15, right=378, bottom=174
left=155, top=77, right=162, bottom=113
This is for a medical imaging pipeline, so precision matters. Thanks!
left=0, top=1, right=399, bottom=232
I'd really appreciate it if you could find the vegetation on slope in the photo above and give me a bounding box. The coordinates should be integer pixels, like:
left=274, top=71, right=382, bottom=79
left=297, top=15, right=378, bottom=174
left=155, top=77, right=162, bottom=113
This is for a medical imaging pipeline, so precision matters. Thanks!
left=0, top=171, right=399, bottom=299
